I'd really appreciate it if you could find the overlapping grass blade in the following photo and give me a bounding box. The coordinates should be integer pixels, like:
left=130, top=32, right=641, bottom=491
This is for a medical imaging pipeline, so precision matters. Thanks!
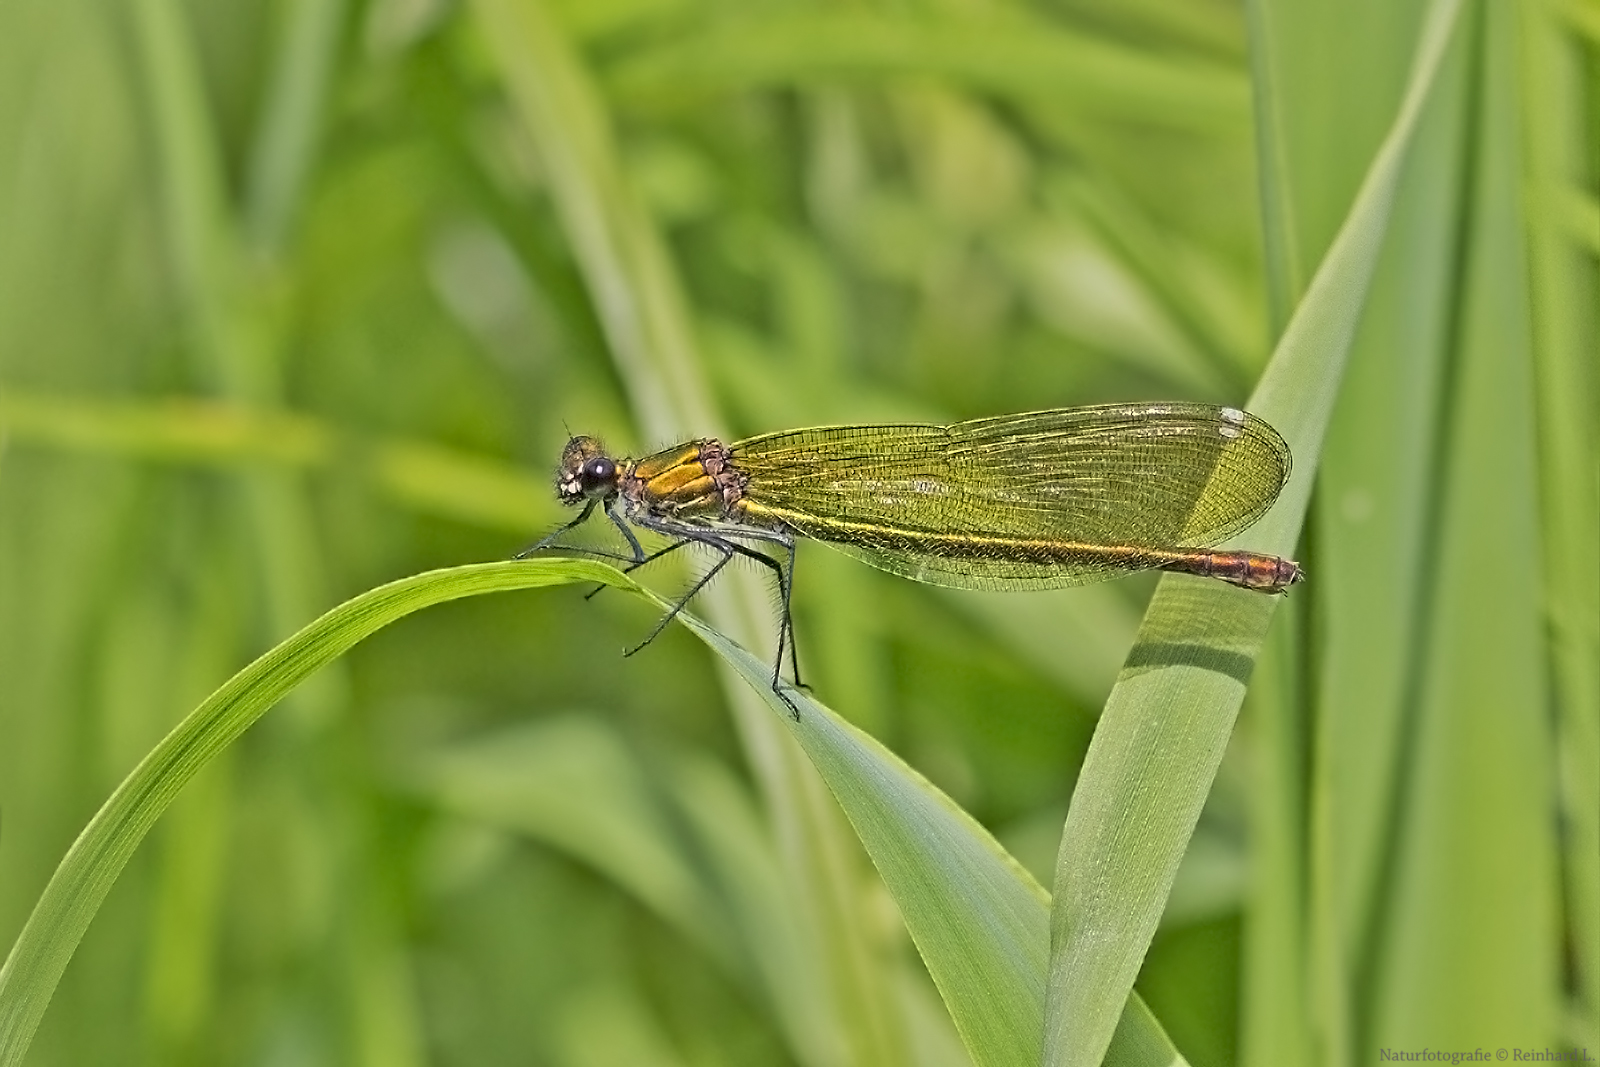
left=1042, top=2, right=1465, bottom=1065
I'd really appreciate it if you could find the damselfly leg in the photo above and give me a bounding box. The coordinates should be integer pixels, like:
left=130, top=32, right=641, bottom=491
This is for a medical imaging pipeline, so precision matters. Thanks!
left=517, top=505, right=807, bottom=717
left=631, top=514, right=805, bottom=715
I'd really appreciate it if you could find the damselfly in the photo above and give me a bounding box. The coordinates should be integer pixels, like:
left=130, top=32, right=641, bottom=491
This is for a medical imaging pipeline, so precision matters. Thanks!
left=520, top=403, right=1301, bottom=714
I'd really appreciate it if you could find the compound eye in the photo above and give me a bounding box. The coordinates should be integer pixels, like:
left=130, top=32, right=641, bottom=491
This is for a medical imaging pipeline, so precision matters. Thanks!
left=580, top=457, right=616, bottom=489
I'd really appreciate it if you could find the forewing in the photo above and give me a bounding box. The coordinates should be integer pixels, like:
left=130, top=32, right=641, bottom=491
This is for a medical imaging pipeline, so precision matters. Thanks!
left=732, top=404, right=1291, bottom=551
left=944, top=404, right=1291, bottom=546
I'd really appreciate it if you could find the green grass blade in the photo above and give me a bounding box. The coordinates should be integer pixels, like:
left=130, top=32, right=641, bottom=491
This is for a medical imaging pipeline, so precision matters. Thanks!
left=676, top=612, right=1188, bottom=1067
left=1519, top=0, right=1600, bottom=1031
left=0, top=390, right=548, bottom=533
left=469, top=0, right=715, bottom=444
left=0, top=560, right=630, bottom=1067
left=1237, top=604, right=1309, bottom=1067
left=1250, top=4, right=1474, bottom=1063
left=604, top=10, right=1247, bottom=134
left=1042, top=2, right=1466, bottom=1065
left=1370, top=2, right=1564, bottom=1046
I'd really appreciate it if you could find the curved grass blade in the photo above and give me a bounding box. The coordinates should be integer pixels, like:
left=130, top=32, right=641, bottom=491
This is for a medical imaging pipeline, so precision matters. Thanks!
left=0, top=547, right=1187, bottom=1067
left=0, top=559, right=636, bottom=1067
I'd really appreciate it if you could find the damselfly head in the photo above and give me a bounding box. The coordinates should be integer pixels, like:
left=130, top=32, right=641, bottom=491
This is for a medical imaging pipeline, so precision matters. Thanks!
left=556, top=436, right=621, bottom=505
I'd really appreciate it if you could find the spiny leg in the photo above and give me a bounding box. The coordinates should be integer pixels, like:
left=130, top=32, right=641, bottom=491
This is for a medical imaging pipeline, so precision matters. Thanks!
left=620, top=521, right=794, bottom=650
left=713, top=528, right=802, bottom=699
left=584, top=535, right=694, bottom=602
left=580, top=527, right=762, bottom=603
left=520, top=502, right=654, bottom=599
left=732, top=527, right=802, bottom=696
left=622, top=536, right=738, bottom=656
left=521, top=537, right=647, bottom=599
left=516, top=501, right=653, bottom=573
left=606, top=506, right=648, bottom=564
left=515, top=502, right=811, bottom=710
left=715, top=528, right=802, bottom=707
left=578, top=505, right=655, bottom=596
left=772, top=532, right=803, bottom=696
left=636, top=516, right=806, bottom=717
left=513, top=498, right=599, bottom=559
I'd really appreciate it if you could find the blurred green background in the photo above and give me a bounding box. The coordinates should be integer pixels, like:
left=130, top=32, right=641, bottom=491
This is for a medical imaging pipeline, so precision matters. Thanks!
left=0, top=0, right=1593, bottom=1065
